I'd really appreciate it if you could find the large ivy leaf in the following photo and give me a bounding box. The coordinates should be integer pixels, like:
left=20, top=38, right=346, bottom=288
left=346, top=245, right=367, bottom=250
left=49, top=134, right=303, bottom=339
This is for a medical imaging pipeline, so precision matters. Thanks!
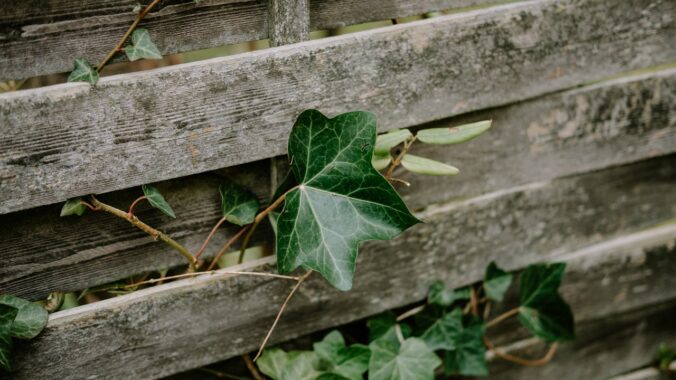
left=313, top=331, right=370, bottom=380
left=0, top=295, right=48, bottom=340
left=518, top=263, right=574, bottom=342
left=442, top=316, right=488, bottom=377
left=142, top=185, right=176, bottom=218
left=484, top=261, right=513, bottom=302
left=368, top=337, right=440, bottom=380
left=427, top=280, right=470, bottom=307
left=219, top=182, right=259, bottom=226
left=124, top=28, right=162, bottom=61
left=0, top=304, right=18, bottom=371
left=416, top=120, right=492, bottom=145
left=257, top=349, right=319, bottom=380
left=276, top=110, right=420, bottom=290
left=60, top=197, right=87, bottom=217
left=67, top=58, right=99, bottom=85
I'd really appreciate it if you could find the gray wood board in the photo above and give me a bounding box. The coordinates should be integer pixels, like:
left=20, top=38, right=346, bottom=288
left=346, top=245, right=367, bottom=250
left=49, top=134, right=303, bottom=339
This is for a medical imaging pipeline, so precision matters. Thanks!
left=8, top=215, right=676, bottom=379
left=268, top=0, right=309, bottom=47
left=1, top=0, right=675, bottom=214
left=2, top=67, right=675, bottom=300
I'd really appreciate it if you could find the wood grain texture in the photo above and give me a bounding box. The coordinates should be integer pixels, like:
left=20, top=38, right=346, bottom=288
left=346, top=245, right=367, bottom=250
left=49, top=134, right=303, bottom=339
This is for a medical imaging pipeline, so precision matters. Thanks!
left=1, top=69, right=675, bottom=300
left=268, top=0, right=309, bottom=47
left=8, top=211, right=676, bottom=379
left=1, top=0, right=675, bottom=214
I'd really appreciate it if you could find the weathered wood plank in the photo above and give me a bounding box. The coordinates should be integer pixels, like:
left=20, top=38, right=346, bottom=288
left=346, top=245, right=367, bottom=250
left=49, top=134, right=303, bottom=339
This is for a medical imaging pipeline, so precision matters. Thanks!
left=268, top=0, right=309, bottom=47
left=1, top=0, right=675, bottom=214
left=9, top=211, right=676, bottom=379
left=2, top=70, right=675, bottom=300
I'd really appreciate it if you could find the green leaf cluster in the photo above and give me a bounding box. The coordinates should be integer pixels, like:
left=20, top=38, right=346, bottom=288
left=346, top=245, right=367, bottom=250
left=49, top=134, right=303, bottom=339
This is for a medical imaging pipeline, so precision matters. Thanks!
left=0, top=295, right=49, bottom=371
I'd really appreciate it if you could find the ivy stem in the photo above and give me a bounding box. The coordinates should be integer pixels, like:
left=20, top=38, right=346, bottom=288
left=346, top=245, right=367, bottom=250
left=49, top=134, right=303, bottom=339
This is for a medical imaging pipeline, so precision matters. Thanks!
left=241, top=354, right=265, bottom=380
left=396, top=304, right=425, bottom=321
left=206, top=226, right=250, bottom=271
left=484, top=336, right=559, bottom=366
left=97, top=0, right=162, bottom=71
left=79, top=199, right=100, bottom=212
left=123, top=270, right=299, bottom=288
left=394, top=324, right=405, bottom=344
left=469, top=286, right=479, bottom=317
left=194, top=216, right=228, bottom=260
left=90, top=196, right=197, bottom=271
left=485, top=307, right=519, bottom=328
left=385, top=136, right=416, bottom=179
left=127, top=195, right=147, bottom=219
left=253, top=270, right=313, bottom=361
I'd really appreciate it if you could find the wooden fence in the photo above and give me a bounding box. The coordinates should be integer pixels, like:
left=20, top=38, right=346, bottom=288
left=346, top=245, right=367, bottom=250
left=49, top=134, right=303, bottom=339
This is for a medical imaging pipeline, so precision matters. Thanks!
left=1, top=0, right=675, bottom=378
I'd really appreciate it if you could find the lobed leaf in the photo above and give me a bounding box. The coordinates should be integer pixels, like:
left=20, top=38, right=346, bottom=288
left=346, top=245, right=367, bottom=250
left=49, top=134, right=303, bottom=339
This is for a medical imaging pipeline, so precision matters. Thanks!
left=67, top=59, right=99, bottom=85
left=484, top=262, right=513, bottom=302
left=427, top=280, right=470, bottom=307
left=60, top=197, right=87, bottom=217
left=219, top=182, right=259, bottom=226
left=276, top=110, right=420, bottom=290
left=142, top=185, right=176, bottom=218
left=416, top=120, right=492, bottom=145
left=374, top=129, right=412, bottom=155
left=0, top=304, right=18, bottom=372
left=0, top=295, right=48, bottom=340
left=368, top=337, right=440, bottom=380
left=258, top=349, right=319, bottom=380
left=124, top=28, right=162, bottom=61
left=400, top=154, right=459, bottom=176
left=420, top=308, right=463, bottom=351
left=441, top=316, right=488, bottom=377
left=313, top=331, right=370, bottom=380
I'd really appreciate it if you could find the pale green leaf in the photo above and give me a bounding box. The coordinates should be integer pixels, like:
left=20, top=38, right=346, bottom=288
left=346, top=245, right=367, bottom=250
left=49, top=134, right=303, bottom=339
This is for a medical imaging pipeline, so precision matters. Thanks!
left=60, top=197, right=87, bottom=217
left=257, top=348, right=290, bottom=379
left=0, top=295, right=48, bottom=340
left=313, top=331, right=370, bottom=380
left=281, top=351, right=320, bottom=380
left=67, top=59, right=99, bottom=85
left=0, top=304, right=17, bottom=372
left=142, top=184, right=176, bottom=218
left=420, top=308, right=463, bottom=351
left=371, top=152, right=391, bottom=171
left=427, top=281, right=470, bottom=307
left=368, top=338, right=440, bottom=380
left=124, top=28, right=162, bottom=61
left=416, top=120, right=492, bottom=145
left=400, top=154, right=459, bottom=176
left=277, top=110, right=420, bottom=290
left=484, top=261, right=513, bottom=302
left=374, top=129, right=412, bottom=155
left=219, top=182, right=259, bottom=225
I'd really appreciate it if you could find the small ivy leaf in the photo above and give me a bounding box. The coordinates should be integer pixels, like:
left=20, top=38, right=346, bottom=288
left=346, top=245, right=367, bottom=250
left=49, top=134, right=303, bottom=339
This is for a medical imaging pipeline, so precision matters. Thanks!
left=374, top=129, right=412, bottom=155
left=219, top=182, right=259, bottom=226
left=420, top=308, right=463, bottom=351
left=281, top=351, right=320, bottom=380
left=401, top=154, right=459, bottom=176
left=257, top=348, right=290, bottom=379
left=67, top=59, right=99, bottom=85
left=60, top=197, right=87, bottom=217
left=0, top=304, right=18, bottom=372
left=427, top=280, right=470, bottom=307
left=0, top=295, right=48, bottom=340
left=484, top=261, right=513, bottom=302
left=313, top=331, right=370, bottom=380
left=277, top=110, right=420, bottom=290
left=368, top=337, right=441, bottom=380
left=124, top=28, right=162, bottom=61
left=442, top=317, right=488, bottom=377
left=518, top=263, right=575, bottom=342
left=142, top=185, right=176, bottom=218
left=416, top=120, right=492, bottom=145
left=132, top=3, right=142, bottom=13
left=371, top=152, right=391, bottom=171
left=368, top=312, right=397, bottom=342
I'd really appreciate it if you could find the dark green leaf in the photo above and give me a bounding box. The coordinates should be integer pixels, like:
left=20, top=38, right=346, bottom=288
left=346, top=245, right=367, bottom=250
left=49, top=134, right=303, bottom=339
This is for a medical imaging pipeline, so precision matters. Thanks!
left=367, top=312, right=411, bottom=345
left=60, top=197, right=87, bottom=217
left=276, top=110, right=420, bottom=290
left=374, top=129, right=412, bottom=155
left=0, top=304, right=18, bottom=372
left=400, top=154, right=459, bottom=176
left=0, top=295, right=48, bottom=340
left=371, top=152, right=391, bottom=171
left=518, top=263, right=574, bottom=342
left=124, top=28, right=162, bottom=61
left=317, top=374, right=349, bottom=380
left=313, top=331, right=370, bottom=380
left=420, top=308, right=463, bottom=351
left=442, top=317, right=488, bottom=377
left=368, top=337, right=440, bottom=380
left=219, top=182, right=259, bottom=225
left=427, top=281, right=470, bottom=307
left=67, top=59, right=99, bottom=84
left=142, top=185, right=176, bottom=218
left=484, top=262, right=513, bottom=302
left=657, top=344, right=676, bottom=371
left=416, top=120, right=492, bottom=145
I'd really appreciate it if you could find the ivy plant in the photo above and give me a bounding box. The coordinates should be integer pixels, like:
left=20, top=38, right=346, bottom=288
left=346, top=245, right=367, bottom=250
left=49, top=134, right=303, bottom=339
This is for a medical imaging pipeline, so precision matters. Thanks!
left=0, top=295, right=49, bottom=371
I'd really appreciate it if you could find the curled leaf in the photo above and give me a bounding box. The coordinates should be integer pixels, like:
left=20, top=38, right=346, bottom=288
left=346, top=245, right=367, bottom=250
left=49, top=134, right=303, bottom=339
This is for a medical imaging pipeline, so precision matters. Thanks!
left=124, top=28, right=162, bottom=61
left=400, top=154, right=459, bottom=176
left=416, top=120, right=492, bottom=145
left=142, top=185, right=176, bottom=218
left=67, top=59, right=99, bottom=85
left=60, top=197, right=87, bottom=217
left=374, top=129, right=412, bottom=155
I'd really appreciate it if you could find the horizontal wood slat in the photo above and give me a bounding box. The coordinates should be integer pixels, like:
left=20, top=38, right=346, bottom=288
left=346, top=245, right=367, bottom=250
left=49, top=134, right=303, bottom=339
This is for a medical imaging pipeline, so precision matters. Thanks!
left=1, top=0, right=675, bottom=214
left=8, top=209, right=676, bottom=379
left=2, top=67, right=675, bottom=300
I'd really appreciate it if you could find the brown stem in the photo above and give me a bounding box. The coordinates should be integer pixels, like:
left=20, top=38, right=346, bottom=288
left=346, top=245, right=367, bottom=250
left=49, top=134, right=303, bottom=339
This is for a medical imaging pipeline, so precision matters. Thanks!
left=127, top=195, right=147, bottom=219
left=385, top=136, right=416, bottom=179
left=469, top=286, right=479, bottom=317
left=253, top=270, right=313, bottom=361
left=90, top=196, right=196, bottom=271
left=97, top=0, right=162, bottom=71
left=123, top=270, right=299, bottom=288
left=238, top=219, right=261, bottom=264
left=485, top=307, right=519, bottom=328
left=194, top=216, right=227, bottom=260
left=80, top=200, right=100, bottom=212
left=241, top=354, right=265, bottom=380
left=388, top=177, right=411, bottom=187
left=484, top=336, right=559, bottom=366
left=206, top=226, right=250, bottom=271
left=396, top=304, right=425, bottom=321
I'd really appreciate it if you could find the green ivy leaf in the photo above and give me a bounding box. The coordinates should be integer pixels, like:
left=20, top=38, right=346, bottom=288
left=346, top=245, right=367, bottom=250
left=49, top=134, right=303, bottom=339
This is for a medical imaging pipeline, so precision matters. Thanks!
left=313, top=331, right=370, bottom=380
left=67, top=58, right=99, bottom=85
left=367, top=312, right=412, bottom=346
left=124, top=28, right=162, bottom=61
left=401, top=154, right=459, bottom=176
left=0, top=295, right=48, bottom=340
left=276, top=110, right=420, bottom=290
left=60, top=197, right=87, bottom=217
left=416, top=120, right=492, bottom=145
left=371, top=152, right=391, bottom=171
left=657, top=344, right=676, bottom=371
left=518, top=263, right=575, bottom=342
left=427, top=281, right=470, bottom=307
left=374, top=129, right=412, bottom=155
left=484, top=262, right=513, bottom=302
left=142, top=185, right=176, bottom=218
left=442, top=317, right=488, bottom=377
left=368, top=337, right=440, bottom=380
left=0, top=304, right=18, bottom=372
left=257, top=348, right=290, bottom=379
left=420, top=308, right=463, bottom=351
left=219, top=182, right=259, bottom=226
left=258, top=349, right=319, bottom=380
